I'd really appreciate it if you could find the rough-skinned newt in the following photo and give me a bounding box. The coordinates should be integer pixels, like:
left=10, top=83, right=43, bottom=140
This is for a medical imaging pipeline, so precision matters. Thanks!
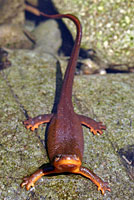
left=21, top=11, right=110, bottom=195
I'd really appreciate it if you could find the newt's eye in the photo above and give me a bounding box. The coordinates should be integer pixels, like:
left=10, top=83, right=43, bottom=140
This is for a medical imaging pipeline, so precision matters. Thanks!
left=54, top=155, right=62, bottom=162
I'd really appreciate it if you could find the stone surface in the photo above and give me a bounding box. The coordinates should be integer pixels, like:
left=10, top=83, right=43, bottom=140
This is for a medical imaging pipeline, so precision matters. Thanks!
left=0, top=49, right=134, bottom=199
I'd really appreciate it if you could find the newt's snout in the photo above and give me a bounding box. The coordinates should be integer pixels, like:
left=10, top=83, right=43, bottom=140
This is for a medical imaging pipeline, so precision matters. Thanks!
left=53, top=154, right=81, bottom=172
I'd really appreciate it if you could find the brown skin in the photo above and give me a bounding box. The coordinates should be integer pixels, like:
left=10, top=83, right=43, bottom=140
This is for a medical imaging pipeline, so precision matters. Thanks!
left=21, top=10, right=111, bottom=195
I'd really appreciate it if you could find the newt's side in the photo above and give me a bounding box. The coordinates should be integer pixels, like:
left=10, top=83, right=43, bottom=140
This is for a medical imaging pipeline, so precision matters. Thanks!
left=21, top=11, right=111, bottom=195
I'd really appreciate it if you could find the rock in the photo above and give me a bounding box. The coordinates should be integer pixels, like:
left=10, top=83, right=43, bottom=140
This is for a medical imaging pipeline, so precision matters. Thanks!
left=0, top=49, right=134, bottom=199
left=0, top=0, right=35, bottom=49
left=52, top=0, right=134, bottom=68
left=0, top=24, right=34, bottom=49
left=33, top=19, right=62, bottom=54
left=0, top=0, right=24, bottom=25
left=26, top=0, right=38, bottom=7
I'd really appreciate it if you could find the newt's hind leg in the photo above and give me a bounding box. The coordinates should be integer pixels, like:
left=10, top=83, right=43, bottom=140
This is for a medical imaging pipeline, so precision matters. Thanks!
left=78, top=115, right=106, bottom=135
left=24, top=114, right=53, bottom=131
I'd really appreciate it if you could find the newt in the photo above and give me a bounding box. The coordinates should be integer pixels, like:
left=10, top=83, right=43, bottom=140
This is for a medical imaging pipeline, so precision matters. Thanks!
left=21, top=11, right=111, bottom=195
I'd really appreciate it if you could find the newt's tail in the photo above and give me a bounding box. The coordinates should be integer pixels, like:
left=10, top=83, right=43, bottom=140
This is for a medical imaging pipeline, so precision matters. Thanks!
left=25, top=4, right=82, bottom=107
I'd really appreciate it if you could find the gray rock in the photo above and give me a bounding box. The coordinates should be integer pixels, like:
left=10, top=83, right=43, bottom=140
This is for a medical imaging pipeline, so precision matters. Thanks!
left=33, top=19, right=62, bottom=55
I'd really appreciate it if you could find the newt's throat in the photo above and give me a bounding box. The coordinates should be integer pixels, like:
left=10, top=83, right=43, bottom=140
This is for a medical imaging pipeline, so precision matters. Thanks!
left=53, top=154, right=81, bottom=173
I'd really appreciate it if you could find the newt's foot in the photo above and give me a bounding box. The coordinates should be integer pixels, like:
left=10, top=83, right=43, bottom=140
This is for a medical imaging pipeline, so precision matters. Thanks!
left=20, top=177, right=34, bottom=191
left=90, top=122, right=106, bottom=135
left=98, top=181, right=111, bottom=195
left=23, top=118, right=39, bottom=131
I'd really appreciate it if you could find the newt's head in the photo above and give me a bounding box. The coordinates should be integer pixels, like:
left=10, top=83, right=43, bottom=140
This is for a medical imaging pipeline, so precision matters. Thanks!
left=53, top=154, right=81, bottom=173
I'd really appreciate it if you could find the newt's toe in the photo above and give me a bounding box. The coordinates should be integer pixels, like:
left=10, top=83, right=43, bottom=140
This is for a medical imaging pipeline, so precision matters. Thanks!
left=21, top=177, right=34, bottom=191
left=91, top=121, right=106, bottom=135
left=98, top=182, right=111, bottom=195
left=23, top=118, right=38, bottom=131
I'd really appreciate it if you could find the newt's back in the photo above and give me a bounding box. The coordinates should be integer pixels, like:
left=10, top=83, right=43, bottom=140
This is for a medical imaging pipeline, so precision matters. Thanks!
left=47, top=107, right=84, bottom=162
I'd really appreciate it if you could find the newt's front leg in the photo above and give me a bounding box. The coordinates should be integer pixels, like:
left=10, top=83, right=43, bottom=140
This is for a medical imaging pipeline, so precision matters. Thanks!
left=78, top=115, right=106, bottom=135
left=21, top=165, right=55, bottom=190
left=24, top=114, right=53, bottom=131
left=77, top=166, right=111, bottom=195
